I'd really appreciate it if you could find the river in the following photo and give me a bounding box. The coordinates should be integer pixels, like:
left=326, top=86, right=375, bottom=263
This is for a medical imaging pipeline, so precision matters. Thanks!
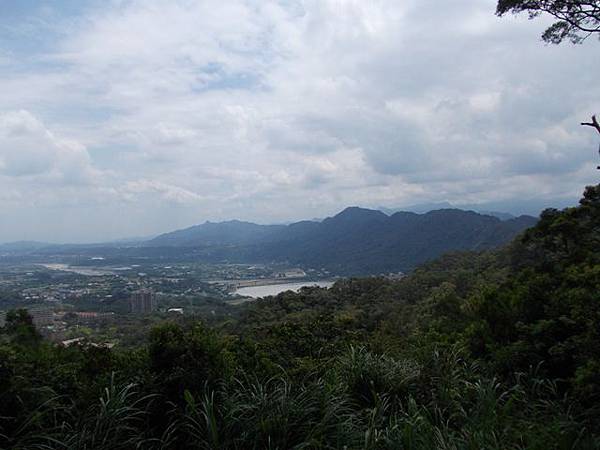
left=234, top=280, right=335, bottom=300
left=40, top=264, right=116, bottom=276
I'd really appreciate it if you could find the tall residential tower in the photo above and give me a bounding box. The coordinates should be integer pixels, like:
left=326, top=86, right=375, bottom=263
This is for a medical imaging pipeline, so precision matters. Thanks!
left=129, top=289, right=156, bottom=314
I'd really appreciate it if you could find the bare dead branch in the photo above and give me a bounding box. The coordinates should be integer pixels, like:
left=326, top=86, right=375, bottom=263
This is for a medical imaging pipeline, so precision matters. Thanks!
left=581, top=115, right=600, bottom=134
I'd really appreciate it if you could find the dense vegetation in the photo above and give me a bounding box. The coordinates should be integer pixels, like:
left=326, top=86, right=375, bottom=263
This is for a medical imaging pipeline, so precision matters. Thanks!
left=0, top=185, right=598, bottom=449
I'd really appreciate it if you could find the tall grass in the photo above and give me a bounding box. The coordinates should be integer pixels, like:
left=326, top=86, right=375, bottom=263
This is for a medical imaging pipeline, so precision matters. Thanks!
left=3, top=348, right=598, bottom=450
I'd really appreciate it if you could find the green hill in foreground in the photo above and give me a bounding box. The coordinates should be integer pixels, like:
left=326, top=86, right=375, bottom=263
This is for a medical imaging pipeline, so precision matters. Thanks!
left=0, top=185, right=599, bottom=449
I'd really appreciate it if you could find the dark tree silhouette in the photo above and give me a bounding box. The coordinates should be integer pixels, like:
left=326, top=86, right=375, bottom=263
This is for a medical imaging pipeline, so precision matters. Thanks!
left=581, top=115, right=600, bottom=169
left=496, top=0, right=600, bottom=44
left=581, top=114, right=600, bottom=134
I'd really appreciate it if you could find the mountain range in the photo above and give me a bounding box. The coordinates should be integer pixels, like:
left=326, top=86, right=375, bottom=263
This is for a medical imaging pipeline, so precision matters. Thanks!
left=0, top=206, right=537, bottom=275
left=379, top=202, right=527, bottom=221
left=145, top=207, right=537, bottom=274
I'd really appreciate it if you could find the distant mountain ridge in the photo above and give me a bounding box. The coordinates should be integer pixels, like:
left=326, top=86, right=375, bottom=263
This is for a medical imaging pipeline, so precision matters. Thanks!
left=1, top=207, right=537, bottom=275
left=0, top=241, right=53, bottom=252
left=149, top=220, right=285, bottom=247
left=379, top=202, right=516, bottom=221
left=146, top=206, right=537, bottom=274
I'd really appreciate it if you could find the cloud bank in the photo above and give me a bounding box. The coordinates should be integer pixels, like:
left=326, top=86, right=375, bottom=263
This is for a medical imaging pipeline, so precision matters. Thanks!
left=0, top=0, right=598, bottom=242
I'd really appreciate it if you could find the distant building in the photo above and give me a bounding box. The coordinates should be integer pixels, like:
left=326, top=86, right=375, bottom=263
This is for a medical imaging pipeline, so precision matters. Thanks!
left=61, top=337, right=86, bottom=347
left=73, top=311, right=115, bottom=323
left=61, top=337, right=115, bottom=349
left=0, top=308, right=54, bottom=328
left=129, top=289, right=156, bottom=314
left=277, top=268, right=307, bottom=278
left=27, top=306, right=55, bottom=327
left=383, top=272, right=405, bottom=281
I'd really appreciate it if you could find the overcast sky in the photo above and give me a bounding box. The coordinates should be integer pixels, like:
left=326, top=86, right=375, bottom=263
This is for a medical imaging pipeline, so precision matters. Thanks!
left=0, top=0, right=598, bottom=243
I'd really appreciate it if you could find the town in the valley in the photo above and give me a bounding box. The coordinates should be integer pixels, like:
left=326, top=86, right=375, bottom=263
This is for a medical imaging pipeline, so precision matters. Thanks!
left=0, top=253, right=358, bottom=346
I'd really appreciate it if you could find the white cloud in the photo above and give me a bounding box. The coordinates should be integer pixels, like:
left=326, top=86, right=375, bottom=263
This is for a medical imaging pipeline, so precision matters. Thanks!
left=0, top=0, right=598, bottom=242
left=0, top=110, right=98, bottom=182
left=123, top=179, right=205, bottom=204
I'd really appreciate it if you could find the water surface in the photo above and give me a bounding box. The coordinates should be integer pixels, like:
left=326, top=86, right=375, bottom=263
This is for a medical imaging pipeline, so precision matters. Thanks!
left=235, top=281, right=334, bottom=299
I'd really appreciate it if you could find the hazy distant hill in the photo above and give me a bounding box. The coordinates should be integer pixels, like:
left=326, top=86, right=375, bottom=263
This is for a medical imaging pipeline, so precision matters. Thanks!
left=148, top=220, right=286, bottom=247
left=379, top=202, right=454, bottom=215
left=0, top=241, right=53, bottom=252
left=146, top=207, right=537, bottom=274
left=379, top=202, right=516, bottom=221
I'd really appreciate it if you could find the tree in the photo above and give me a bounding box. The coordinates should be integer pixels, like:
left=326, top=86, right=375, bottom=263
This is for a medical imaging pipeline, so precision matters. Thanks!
left=581, top=115, right=600, bottom=169
left=3, top=309, right=41, bottom=346
left=496, top=0, right=600, bottom=44
left=582, top=115, right=600, bottom=135
left=148, top=322, right=233, bottom=400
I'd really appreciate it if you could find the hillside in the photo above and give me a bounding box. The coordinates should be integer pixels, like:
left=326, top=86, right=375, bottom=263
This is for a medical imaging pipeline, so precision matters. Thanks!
left=146, top=207, right=538, bottom=274
left=148, top=220, right=286, bottom=247
left=1, top=185, right=598, bottom=449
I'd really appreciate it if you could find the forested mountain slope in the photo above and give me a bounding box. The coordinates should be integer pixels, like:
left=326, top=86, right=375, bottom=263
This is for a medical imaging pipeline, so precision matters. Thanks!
left=147, top=206, right=537, bottom=274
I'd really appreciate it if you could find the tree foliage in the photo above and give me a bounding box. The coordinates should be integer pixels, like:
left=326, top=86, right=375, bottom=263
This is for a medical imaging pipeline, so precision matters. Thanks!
left=496, top=0, right=600, bottom=43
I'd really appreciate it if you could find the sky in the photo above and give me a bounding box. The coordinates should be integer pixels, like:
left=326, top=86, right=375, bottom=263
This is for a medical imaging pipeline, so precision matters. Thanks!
left=0, top=0, right=599, bottom=243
